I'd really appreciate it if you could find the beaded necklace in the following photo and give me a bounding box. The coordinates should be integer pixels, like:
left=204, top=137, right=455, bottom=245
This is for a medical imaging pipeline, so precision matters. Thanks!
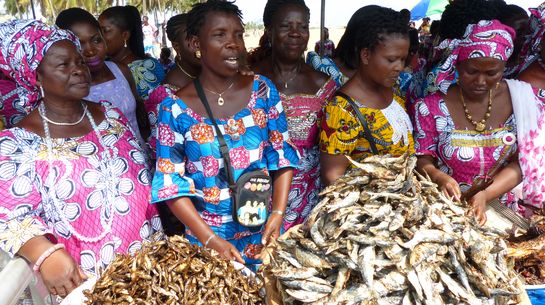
left=39, top=101, right=115, bottom=243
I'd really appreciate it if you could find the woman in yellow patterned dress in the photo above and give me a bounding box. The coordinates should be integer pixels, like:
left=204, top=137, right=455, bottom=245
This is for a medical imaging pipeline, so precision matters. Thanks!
left=319, top=6, right=414, bottom=185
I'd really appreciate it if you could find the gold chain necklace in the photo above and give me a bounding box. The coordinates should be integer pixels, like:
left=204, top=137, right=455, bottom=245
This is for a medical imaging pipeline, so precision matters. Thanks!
left=202, top=81, right=235, bottom=106
left=274, top=61, right=301, bottom=89
left=460, top=89, right=492, bottom=132
left=177, top=60, right=196, bottom=79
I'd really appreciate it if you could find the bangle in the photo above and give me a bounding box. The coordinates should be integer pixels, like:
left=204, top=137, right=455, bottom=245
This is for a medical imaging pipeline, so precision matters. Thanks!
left=271, top=210, right=284, bottom=216
left=33, top=244, right=65, bottom=272
left=204, top=234, right=216, bottom=248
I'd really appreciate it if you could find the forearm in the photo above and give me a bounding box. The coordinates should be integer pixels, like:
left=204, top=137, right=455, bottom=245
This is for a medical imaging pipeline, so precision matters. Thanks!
left=417, top=156, right=446, bottom=181
left=320, top=152, right=350, bottom=186
left=167, top=197, right=215, bottom=243
left=17, top=235, right=55, bottom=264
left=481, top=160, right=522, bottom=201
left=271, top=167, right=293, bottom=212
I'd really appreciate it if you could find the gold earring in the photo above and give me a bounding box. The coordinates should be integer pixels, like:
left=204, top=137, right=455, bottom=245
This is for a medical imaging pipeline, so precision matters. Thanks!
left=195, top=50, right=201, bottom=59
left=496, top=82, right=500, bottom=90
left=124, top=40, right=127, bottom=48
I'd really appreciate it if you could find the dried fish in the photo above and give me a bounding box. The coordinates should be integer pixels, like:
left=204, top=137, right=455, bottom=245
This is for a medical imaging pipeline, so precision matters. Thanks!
left=85, top=235, right=263, bottom=305
left=263, top=153, right=524, bottom=304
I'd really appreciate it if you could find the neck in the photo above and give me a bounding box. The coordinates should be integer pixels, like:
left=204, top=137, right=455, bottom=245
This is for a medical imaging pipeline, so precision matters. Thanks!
left=177, top=59, right=200, bottom=79
left=458, top=86, right=488, bottom=104
left=199, top=69, right=238, bottom=92
left=90, top=64, right=111, bottom=85
left=353, top=69, right=389, bottom=96
left=42, top=98, right=85, bottom=122
left=272, top=56, right=302, bottom=75
left=112, top=47, right=133, bottom=63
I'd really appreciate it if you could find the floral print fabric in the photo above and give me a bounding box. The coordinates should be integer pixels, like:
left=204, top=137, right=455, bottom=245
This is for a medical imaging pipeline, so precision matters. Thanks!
left=319, top=94, right=415, bottom=160
left=306, top=51, right=348, bottom=87
left=412, top=92, right=518, bottom=206
left=151, top=75, right=299, bottom=270
left=0, top=102, right=162, bottom=275
left=129, top=58, right=166, bottom=100
left=281, top=78, right=337, bottom=231
left=145, top=84, right=179, bottom=157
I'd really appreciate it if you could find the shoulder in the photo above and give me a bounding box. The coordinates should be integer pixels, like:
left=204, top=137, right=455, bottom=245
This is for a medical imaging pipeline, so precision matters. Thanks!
left=111, top=61, right=134, bottom=82
left=303, top=64, right=330, bottom=87
left=414, top=92, right=447, bottom=116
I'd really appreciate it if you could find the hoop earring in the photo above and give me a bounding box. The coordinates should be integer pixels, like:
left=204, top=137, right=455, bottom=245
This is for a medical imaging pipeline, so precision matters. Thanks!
left=39, top=86, right=45, bottom=100
left=124, top=40, right=127, bottom=48
left=195, top=50, right=201, bottom=59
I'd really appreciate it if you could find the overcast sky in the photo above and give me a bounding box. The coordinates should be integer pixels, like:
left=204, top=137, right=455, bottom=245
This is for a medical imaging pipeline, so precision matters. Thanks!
left=236, top=0, right=545, bottom=27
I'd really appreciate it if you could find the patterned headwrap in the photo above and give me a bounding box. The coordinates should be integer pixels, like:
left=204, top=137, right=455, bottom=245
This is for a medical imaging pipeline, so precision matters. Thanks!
left=512, top=2, right=545, bottom=76
left=0, top=19, right=80, bottom=116
left=435, top=20, right=515, bottom=94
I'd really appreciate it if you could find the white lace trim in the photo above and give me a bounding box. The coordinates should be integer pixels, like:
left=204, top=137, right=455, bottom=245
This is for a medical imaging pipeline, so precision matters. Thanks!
left=380, top=100, right=413, bottom=146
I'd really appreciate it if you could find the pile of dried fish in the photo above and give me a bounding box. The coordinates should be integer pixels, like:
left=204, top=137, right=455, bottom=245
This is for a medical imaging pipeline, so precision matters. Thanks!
left=509, top=231, right=545, bottom=285
left=85, top=235, right=263, bottom=305
left=263, top=154, right=525, bottom=305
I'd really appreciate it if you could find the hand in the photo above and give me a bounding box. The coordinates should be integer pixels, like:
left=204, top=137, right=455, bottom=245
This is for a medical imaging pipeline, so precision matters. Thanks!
left=40, top=249, right=87, bottom=297
left=207, top=236, right=245, bottom=264
left=469, top=191, right=488, bottom=226
left=261, top=213, right=283, bottom=246
left=433, top=172, right=461, bottom=201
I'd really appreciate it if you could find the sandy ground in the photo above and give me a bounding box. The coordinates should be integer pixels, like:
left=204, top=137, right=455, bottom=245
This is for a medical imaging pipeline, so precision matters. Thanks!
left=243, top=27, right=346, bottom=53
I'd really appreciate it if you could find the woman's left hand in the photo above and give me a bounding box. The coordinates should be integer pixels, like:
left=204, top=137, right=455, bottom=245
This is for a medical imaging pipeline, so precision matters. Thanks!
left=469, top=191, right=488, bottom=226
left=261, top=213, right=283, bottom=245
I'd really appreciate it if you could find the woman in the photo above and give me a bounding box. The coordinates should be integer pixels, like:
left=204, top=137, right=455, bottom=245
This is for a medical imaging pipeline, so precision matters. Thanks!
left=0, top=20, right=162, bottom=298
left=55, top=8, right=147, bottom=146
left=319, top=5, right=413, bottom=186
left=516, top=3, right=545, bottom=87
left=98, top=5, right=165, bottom=100
left=305, top=8, right=362, bottom=86
left=413, top=20, right=545, bottom=223
left=151, top=0, right=298, bottom=270
left=249, top=0, right=336, bottom=230
left=145, top=13, right=201, bottom=157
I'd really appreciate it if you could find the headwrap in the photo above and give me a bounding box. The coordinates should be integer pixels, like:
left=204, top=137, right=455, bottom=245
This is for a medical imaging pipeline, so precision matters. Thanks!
left=512, top=2, right=545, bottom=76
left=435, top=20, right=515, bottom=94
left=0, top=19, right=80, bottom=118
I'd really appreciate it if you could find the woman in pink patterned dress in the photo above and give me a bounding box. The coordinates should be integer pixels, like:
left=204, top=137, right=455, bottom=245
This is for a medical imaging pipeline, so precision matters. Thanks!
left=0, top=20, right=162, bottom=299
left=414, top=20, right=545, bottom=223
left=249, top=0, right=337, bottom=230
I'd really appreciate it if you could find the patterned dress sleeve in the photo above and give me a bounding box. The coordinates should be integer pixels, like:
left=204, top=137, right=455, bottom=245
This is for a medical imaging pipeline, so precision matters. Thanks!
left=150, top=98, right=196, bottom=203
left=0, top=131, right=54, bottom=257
left=261, top=78, right=300, bottom=170
left=145, top=85, right=177, bottom=156
left=319, top=95, right=362, bottom=156
left=412, top=95, right=441, bottom=158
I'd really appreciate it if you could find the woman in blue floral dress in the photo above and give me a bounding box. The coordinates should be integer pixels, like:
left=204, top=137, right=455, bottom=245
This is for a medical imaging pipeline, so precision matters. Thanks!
left=151, top=1, right=298, bottom=270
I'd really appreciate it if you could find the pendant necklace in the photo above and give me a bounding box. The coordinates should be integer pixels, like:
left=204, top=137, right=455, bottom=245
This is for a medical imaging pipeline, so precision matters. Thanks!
left=202, top=81, right=235, bottom=106
left=275, top=61, right=301, bottom=89
left=460, top=88, right=493, bottom=133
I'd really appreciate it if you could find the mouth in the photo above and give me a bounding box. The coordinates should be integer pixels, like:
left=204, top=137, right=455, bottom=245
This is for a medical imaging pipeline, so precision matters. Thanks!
left=225, top=56, right=240, bottom=68
left=86, top=58, right=103, bottom=68
left=72, top=81, right=90, bottom=88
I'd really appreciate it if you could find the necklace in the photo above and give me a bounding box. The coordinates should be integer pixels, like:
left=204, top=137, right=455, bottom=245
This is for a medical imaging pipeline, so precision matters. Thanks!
left=177, top=60, right=196, bottom=79
left=39, top=101, right=114, bottom=243
left=39, top=103, right=88, bottom=126
left=460, top=88, right=493, bottom=132
left=275, top=61, right=301, bottom=89
left=202, top=81, right=235, bottom=106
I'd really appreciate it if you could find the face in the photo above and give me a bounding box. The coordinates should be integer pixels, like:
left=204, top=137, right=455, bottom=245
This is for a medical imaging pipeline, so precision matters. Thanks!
left=192, top=11, right=245, bottom=76
left=69, top=22, right=108, bottom=73
left=360, top=35, right=409, bottom=88
left=143, top=16, right=148, bottom=23
left=269, top=4, right=309, bottom=61
left=98, top=16, right=129, bottom=56
left=37, top=40, right=91, bottom=101
left=456, top=57, right=505, bottom=98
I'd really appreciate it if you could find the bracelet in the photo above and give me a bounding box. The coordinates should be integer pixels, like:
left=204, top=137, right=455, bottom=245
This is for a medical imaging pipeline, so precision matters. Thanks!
left=271, top=210, right=284, bottom=216
left=204, top=234, right=216, bottom=248
left=33, top=244, right=65, bottom=272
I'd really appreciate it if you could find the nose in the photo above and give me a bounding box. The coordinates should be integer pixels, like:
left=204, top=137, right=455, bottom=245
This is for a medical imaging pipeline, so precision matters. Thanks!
left=82, top=43, right=95, bottom=58
left=474, top=74, right=487, bottom=87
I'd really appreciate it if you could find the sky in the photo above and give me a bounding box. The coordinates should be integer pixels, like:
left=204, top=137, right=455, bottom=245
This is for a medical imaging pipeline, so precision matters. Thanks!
left=236, top=0, right=545, bottom=27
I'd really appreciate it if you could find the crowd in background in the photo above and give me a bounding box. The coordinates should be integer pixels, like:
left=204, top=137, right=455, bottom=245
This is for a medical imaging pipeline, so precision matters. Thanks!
left=1, top=0, right=545, bottom=302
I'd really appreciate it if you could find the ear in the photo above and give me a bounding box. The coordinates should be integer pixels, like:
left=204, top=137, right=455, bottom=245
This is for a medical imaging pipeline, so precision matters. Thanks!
left=189, top=35, right=200, bottom=53
left=121, top=30, right=130, bottom=43
left=360, top=48, right=370, bottom=66
left=171, top=41, right=180, bottom=55
left=265, top=28, right=273, bottom=44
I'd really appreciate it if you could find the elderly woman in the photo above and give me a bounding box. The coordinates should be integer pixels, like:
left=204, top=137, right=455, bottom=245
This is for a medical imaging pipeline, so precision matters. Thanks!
left=413, top=20, right=545, bottom=223
left=0, top=20, right=162, bottom=299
